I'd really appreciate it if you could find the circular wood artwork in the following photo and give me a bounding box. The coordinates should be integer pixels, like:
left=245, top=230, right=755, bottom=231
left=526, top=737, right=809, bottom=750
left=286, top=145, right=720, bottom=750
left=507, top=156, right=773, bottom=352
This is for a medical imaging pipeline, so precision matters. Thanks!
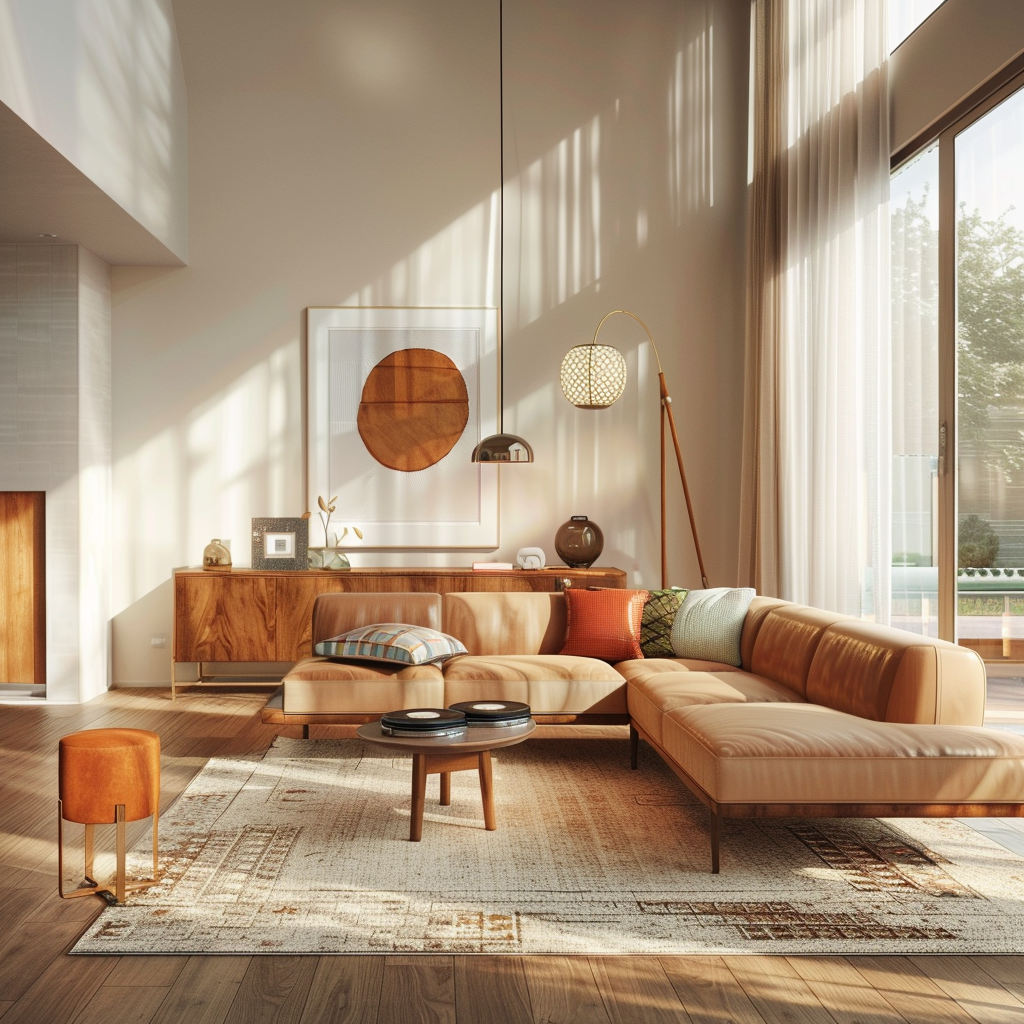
left=357, top=348, right=470, bottom=472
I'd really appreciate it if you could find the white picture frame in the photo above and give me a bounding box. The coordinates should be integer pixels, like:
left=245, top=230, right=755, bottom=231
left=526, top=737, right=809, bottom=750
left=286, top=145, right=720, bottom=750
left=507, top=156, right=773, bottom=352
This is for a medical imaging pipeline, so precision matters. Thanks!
left=307, top=306, right=500, bottom=549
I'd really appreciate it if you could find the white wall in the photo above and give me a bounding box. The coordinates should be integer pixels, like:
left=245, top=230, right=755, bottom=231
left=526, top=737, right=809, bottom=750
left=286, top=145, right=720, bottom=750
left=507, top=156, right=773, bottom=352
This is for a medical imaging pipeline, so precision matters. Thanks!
left=0, top=244, right=111, bottom=702
left=110, top=0, right=751, bottom=684
left=0, top=0, right=188, bottom=260
left=891, top=0, right=1024, bottom=155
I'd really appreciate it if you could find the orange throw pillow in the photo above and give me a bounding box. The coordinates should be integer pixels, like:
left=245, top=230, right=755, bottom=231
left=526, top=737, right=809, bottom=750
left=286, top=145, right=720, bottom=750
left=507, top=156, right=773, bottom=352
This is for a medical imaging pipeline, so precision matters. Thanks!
left=559, top=588, right=650, bottom=661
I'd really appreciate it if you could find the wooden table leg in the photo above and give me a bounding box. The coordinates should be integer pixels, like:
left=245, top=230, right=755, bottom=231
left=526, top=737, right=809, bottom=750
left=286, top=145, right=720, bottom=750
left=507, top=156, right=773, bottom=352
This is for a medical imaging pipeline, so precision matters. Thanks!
left=478, top=751, right=496, bottom=831
left=440, top=772, right=451, bottom=806
left=410, top=754, right=427, bottom=842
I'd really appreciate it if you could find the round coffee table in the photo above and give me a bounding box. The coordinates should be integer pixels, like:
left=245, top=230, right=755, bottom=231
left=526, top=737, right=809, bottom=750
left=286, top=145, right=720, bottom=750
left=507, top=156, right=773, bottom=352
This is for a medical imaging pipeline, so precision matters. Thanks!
left=355, top=720, right=536, bottom=841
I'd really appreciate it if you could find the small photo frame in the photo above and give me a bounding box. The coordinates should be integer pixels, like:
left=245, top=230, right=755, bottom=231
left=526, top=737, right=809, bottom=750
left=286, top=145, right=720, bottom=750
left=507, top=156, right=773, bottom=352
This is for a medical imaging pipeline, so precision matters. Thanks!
left=251, top=517, right=308, bottom=571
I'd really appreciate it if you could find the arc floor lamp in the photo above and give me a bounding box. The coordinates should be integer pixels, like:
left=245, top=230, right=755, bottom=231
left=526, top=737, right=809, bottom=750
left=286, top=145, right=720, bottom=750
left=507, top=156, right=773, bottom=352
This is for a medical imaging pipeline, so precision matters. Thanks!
left=472, top=0, right=533, bottom=465
left=560, top=310, right=709, bottom=589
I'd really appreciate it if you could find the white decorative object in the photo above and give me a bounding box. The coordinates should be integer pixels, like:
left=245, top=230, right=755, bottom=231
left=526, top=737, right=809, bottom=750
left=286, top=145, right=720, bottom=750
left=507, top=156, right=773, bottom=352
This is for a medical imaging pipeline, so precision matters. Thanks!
left=307, top=306, right=499, bottom=548
left=516, top=546, right=546, bottom=570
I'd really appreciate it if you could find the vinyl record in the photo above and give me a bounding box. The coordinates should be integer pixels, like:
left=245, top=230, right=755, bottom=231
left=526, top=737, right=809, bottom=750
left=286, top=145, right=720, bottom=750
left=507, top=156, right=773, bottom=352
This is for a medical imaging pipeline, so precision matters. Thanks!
left=447, top=701, right=532, bottom=727
left=379, top=708, right=468, bottom=736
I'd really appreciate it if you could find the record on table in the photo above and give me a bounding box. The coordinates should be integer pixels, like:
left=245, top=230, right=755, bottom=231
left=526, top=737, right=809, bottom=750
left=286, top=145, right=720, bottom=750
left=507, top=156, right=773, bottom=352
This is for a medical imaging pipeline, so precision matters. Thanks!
left=447, top=700, right=532, bottom=727
left=379, top=708, right=468, bottom=738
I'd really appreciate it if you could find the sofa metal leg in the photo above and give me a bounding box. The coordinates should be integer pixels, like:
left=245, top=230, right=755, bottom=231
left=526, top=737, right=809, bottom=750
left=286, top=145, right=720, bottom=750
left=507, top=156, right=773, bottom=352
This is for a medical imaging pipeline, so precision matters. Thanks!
left=629, top=723, right=639, bottom=770
left=709, top=808, right=721, bottom=873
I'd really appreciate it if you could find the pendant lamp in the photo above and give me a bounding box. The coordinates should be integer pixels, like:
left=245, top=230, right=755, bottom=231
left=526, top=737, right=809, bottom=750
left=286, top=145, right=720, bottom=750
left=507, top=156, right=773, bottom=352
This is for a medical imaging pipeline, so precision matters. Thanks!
left=471, top=0, right=533, bottom=464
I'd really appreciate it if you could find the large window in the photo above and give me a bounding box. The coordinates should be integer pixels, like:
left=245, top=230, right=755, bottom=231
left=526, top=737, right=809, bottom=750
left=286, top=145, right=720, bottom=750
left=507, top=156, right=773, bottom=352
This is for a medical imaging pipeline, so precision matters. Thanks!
left=954, top=85, right=1024, bottom=659
left=891, top=74, right=1024, bottom=663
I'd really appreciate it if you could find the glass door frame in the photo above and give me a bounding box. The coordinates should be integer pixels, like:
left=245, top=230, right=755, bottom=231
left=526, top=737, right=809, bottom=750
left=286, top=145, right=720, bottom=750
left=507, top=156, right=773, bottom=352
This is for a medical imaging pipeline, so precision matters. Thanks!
left=931, top=69, right=1024, bottom=642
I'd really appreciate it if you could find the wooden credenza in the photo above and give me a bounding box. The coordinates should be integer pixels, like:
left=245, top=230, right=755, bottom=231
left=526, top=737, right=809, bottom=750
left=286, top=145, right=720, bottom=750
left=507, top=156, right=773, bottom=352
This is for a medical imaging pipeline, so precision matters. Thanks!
left=171, top=566, right=627, bottom=696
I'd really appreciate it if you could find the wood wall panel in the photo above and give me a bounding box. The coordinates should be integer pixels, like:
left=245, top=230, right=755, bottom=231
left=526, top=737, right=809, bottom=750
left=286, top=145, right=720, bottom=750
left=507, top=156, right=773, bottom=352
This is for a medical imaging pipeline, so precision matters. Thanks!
left=0, top=492, right=45, bottom=684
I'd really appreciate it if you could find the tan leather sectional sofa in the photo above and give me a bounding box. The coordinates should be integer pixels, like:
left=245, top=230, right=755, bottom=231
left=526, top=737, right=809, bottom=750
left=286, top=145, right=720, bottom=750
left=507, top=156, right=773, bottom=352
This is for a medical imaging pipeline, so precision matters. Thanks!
left=263, top=590, right=1024, bottom=871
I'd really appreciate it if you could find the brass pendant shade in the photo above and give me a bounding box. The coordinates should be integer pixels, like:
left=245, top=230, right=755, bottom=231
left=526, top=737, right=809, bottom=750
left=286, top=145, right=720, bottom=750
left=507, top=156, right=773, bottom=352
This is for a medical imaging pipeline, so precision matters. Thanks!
left=470, top=432, right=534, bottom=463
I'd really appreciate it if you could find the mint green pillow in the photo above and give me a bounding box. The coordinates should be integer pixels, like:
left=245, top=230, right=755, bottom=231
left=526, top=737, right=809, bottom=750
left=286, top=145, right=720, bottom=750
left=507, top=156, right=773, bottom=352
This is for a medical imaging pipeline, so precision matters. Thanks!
left=670, top=588, right=755, bottom=667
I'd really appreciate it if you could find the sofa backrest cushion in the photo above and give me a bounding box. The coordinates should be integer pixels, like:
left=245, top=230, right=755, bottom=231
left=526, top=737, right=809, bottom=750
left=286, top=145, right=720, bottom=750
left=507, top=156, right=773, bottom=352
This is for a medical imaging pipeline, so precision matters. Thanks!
left=311, top=592, right=442, bottom=646
left=805, top=622, right=986, bottom=725
left=749, top=606, right=848, bottom=696
left=739, top=596, right=790, bottom=670
left=442, top=592, right=566, bottom=655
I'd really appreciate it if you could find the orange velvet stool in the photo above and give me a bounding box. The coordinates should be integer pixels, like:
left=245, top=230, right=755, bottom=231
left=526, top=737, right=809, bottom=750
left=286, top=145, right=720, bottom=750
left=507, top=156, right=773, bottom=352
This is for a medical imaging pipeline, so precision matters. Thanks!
left=58, top=728, right=162, bottom=905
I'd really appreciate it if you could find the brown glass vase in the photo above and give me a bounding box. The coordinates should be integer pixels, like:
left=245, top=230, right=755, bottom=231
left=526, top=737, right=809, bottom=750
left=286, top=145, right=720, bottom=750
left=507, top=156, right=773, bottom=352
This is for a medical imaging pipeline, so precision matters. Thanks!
left=554, top=515, right=604, bottom=568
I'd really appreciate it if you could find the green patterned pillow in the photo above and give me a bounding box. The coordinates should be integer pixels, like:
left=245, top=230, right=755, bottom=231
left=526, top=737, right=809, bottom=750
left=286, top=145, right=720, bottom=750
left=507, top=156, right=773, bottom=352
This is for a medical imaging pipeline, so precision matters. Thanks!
left=670, top=588, right=755, bottom=667
left=639, top=588, right=688, bottom=657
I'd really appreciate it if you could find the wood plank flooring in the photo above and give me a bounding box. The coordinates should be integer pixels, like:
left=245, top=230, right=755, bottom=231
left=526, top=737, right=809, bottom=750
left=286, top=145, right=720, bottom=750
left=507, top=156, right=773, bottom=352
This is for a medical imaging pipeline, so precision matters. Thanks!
left=2, top=686, right=1023, bottom=1024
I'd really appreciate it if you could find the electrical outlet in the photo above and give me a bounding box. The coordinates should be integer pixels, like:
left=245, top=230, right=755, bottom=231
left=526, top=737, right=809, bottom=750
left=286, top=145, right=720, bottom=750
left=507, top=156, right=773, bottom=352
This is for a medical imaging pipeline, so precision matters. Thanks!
left=151, top=635, right=166, bottom=649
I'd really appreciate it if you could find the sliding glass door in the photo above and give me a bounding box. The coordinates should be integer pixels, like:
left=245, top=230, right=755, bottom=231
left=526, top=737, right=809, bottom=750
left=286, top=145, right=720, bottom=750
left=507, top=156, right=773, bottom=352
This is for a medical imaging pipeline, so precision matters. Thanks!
left=952, top=83, right=1024, bottom=660
left=893, top=75, right=1024, bottom=659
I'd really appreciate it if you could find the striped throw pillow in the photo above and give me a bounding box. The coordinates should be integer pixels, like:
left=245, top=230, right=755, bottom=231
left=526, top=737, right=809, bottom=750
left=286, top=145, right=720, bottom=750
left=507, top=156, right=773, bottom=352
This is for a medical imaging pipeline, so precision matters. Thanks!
left=315, top=623, right=467, bottom=665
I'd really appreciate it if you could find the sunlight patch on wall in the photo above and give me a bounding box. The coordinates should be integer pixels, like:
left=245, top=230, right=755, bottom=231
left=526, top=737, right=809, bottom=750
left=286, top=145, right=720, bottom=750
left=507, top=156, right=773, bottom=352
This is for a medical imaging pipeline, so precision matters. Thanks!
left=112, top=342, right=297, bottom=615
left=342, top=193, right=500, bottom=309
left=506, top=114, right=602, bottom=332
left=669, top=11, right=715, bottom=220
left=78, top=0, right=179, bottom=249
left=0, top=1, right=37, bottom=124
left=339, top=112, right=604, bottom=334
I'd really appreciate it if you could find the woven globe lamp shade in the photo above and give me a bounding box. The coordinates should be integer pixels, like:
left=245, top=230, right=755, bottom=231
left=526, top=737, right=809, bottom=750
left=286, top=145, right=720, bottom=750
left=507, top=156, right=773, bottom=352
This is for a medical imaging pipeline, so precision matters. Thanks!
left=560, top=344, right=628, bottom=409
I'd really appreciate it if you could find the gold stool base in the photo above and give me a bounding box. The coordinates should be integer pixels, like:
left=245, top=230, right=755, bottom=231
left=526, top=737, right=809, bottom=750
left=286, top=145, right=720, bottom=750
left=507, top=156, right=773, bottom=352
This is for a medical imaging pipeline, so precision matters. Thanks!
left=58, top=800, right=162, bottom=906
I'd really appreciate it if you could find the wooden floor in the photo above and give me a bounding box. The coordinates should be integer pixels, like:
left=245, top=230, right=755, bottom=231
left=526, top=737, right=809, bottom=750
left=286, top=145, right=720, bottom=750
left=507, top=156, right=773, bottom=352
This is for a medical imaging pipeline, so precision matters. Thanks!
left=2, top=687, right=1024, bottom=1024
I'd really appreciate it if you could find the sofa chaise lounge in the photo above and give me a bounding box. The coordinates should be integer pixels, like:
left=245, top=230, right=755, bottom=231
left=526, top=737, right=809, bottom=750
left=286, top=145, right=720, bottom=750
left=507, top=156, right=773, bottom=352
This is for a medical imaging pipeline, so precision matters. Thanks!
left=261, top=590, right=1024, bottom=871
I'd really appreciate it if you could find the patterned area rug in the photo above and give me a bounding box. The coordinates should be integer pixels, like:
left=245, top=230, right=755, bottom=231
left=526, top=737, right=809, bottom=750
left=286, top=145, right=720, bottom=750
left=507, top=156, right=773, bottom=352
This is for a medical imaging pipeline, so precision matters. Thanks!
left=71, top=736, right=1024, bottom=954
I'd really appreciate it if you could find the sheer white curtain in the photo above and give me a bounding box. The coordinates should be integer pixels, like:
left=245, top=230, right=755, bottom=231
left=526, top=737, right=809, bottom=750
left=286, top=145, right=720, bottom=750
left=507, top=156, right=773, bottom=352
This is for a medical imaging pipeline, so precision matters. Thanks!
left=740, top=0, right=891, bottom=621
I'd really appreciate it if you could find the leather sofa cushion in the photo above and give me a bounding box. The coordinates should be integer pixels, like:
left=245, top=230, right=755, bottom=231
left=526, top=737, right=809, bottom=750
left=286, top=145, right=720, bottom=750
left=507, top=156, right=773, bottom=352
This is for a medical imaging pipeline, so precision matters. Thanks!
left=663, top=702, right=1024, bottom=805
left=614, top=658, right=742, bottom=685
left=442, top=654, right=623, bottom=683
left=282, top=658, right=444, bottom=714
left=626, top=670, right=805, bottom=746
left=442, top=654, right=625, bottom=716
left=748, top=606, right=848, bottom=697
left=443, top=592, right=568, bottom=655
left=312, top=593, right=442, bottom=645
left=443, top=676, right=626, bottom=715
left=806, top=622, right=986, bottom=725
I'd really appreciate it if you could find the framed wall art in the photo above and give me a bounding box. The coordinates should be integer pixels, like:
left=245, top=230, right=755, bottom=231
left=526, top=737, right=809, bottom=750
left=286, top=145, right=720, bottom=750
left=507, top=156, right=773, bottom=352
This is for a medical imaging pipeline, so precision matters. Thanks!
left=251, top=517, right=309, bottom=570
left=307, top=307, right=499, bottom=548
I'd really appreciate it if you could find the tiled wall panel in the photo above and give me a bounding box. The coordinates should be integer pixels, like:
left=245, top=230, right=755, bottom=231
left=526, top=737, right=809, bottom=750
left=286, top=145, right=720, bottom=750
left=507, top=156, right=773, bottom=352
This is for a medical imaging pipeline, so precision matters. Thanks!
left=0, top=244, right=111, bottom=700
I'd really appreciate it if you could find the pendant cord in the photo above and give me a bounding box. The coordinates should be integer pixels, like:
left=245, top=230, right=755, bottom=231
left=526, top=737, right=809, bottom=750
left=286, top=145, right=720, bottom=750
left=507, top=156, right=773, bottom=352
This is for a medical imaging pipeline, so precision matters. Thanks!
left=498, top=0, right=504, bottom=434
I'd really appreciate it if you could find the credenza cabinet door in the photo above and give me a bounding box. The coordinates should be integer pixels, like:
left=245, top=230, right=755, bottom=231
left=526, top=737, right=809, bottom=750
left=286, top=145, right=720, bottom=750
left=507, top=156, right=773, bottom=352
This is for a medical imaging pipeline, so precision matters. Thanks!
left=174, top=574, right=277, bottom=662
